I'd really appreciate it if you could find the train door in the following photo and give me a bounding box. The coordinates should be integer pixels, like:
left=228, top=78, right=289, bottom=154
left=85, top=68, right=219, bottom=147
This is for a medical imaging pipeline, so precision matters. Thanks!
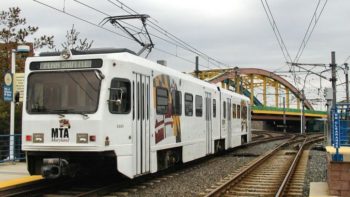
left=134, top=73, right=151, bottom=175
left=227, top=98, right=232, bottom=148
left=205, top=92, right=212, bottom=154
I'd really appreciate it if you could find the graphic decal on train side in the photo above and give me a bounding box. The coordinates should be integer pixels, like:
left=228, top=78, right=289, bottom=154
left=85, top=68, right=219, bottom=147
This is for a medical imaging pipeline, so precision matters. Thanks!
left=241, top=101, right=248, bottom=132
left=153, top=74, right=181, bottom=144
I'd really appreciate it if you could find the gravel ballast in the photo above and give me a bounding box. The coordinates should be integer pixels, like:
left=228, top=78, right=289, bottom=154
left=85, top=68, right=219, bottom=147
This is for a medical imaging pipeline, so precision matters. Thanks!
left=303, top=144, right=328, bottom=197
left=109, top=140, right=286, bottom=197
left=104, top=137, right=327, bottom=197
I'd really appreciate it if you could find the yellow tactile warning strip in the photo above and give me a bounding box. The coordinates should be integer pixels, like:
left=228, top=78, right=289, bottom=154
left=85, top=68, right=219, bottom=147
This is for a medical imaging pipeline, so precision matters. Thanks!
left=326, top=146, right=350, bottom=162
left=0, top=175, right=43, bottom=189
left=326, top=146, right=350, bottom=154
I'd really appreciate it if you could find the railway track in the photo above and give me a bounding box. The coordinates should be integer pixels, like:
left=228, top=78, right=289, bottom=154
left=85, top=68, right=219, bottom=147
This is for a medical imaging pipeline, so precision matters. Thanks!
left=0, top=131, right=296, bottom=197
left=203, top=134, right=323, bottom=197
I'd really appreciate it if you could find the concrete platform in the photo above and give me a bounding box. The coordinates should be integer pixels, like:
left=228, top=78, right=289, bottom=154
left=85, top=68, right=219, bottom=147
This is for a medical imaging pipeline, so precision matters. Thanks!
left=0, top=162, right=42, bottom=189
left=0, top=162, right=29, bottom=181
left=309, top=182, right=331, bottom=197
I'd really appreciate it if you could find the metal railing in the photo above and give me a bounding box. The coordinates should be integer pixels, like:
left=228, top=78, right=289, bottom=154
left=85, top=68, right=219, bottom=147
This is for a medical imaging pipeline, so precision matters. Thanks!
left=252, top=106, right=327, bottom=115
left=0, top=134, right=25, bottom=163
left=339, top=120, right=350, bottom=146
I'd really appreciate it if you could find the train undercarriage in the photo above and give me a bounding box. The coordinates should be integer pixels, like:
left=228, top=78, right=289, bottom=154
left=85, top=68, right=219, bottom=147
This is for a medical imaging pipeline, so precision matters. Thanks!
left=26, top=151, right=117, bottom=179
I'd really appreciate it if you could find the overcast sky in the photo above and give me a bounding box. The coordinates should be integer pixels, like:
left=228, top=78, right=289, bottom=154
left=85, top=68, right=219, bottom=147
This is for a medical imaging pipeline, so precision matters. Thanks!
left=2, top=0, right=349, bottom=106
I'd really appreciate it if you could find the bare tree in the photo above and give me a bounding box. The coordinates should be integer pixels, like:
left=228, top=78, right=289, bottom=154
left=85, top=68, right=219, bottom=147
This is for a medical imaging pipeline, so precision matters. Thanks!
left=0, top=7, right=55, bottom=48
left=61, top=25, right=93, bottom=51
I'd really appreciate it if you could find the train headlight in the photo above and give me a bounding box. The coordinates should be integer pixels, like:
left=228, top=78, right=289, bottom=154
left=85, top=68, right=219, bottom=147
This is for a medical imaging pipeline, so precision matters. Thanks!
left=77, top=133, right=88, bottom=143
left=61, top=48, right=71, bottom=59
left=33, top=133, right=44, bottom=143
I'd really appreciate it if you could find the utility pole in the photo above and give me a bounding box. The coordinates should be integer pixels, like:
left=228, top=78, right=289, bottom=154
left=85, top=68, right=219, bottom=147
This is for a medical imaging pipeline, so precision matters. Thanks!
left=331, top=51, right=337, bottom=109
left=234, top=67, right=240, bottom=93
left=301, top=89, right=306, bottom=134
left=345, top=63, right=349, bottom=104
left=330, top=51, right=337, bottom=146
left=283, top=97, right=286, bottom=133
left=195, top=56, right=199, bottom=78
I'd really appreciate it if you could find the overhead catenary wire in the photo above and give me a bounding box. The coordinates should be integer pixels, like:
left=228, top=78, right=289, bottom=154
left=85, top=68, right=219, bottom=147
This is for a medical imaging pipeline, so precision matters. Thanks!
left=343, top=55, right=350, bottom=65
left=109, top=0, right=229, bottom=68
left=260, top=0, right=292, bottom=64
left=260, top=0, right=299, bottom=87
left=32, top=0, right=218, bottom=70
left=294, top=0, right=328, bottom=63
left=78, top=0, right=227, bottom=69
left=73, top=0, right=197, bottom=57
left=33, top=0, right=132, bottom=41
left=79, top=0, right=225, bottom=69
left=268, top=0, right=329, bottom=93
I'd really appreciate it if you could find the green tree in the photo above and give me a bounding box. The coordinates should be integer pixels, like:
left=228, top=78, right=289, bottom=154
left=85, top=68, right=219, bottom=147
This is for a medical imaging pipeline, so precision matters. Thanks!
left=0, top=7, right=54, bottom=135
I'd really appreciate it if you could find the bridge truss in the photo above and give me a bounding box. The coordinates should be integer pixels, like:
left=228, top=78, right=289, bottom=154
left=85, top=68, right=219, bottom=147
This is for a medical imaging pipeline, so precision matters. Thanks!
left=192, top=67, right=314, bottom=110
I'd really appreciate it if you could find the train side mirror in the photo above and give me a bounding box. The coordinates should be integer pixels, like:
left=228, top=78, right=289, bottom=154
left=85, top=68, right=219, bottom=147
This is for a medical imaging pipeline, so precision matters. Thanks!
left=108, top=87, right=126, bottom=106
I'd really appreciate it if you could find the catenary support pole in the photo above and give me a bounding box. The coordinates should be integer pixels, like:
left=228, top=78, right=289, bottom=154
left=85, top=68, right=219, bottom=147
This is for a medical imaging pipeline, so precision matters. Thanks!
left=300, top=89, right=305, bottom=134
left=345, top=63, right=349, bottom=104
left=329, top=51, right=337, bottom=146
left=283, top=97, right=286, bottom=133
left=331, top=51, right=337, bottom=108
left=195, top=56, right=199, bottom=78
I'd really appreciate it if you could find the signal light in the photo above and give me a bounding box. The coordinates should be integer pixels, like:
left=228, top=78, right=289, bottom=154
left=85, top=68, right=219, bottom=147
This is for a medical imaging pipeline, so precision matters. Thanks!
left=89, top=135, right=96, bottom=142
left=26, top=135, right=32, bottom=142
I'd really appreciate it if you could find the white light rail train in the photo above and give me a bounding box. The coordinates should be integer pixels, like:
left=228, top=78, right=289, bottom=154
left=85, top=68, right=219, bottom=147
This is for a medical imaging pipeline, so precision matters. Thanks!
left=22, top=48, right=251, bottom=179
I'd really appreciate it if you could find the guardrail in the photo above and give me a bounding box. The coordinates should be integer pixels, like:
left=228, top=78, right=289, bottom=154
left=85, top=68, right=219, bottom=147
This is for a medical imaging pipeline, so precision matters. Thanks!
left=0, top=134, right=25, bottom=163
left=252, top=106, right=327, bottom=115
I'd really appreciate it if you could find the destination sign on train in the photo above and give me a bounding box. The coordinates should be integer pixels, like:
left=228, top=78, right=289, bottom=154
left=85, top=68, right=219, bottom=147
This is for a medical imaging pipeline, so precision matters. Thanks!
left=30, top=59, right=102, bottom=70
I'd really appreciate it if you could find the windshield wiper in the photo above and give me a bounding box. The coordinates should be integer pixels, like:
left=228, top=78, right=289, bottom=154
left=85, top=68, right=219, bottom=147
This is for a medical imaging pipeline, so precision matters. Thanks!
left=46, top=109, right=71, bottom=118
left=46, top=109, right=90, bottom=119
left=79, top=112, right=89, bottom=120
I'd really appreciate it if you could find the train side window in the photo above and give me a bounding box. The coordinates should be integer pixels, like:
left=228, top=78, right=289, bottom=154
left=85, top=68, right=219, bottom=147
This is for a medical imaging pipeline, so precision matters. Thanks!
left=223, top=101, right=226, bottom=118
left=232, top=104, right=236, bottom=119
left=109, top=78, right=131, bottom=114
left=156, top=87, right=168, bottom=114
left=172, top=90, right=182, bottom=115
left=237, top=105, right=241, bottom=119
left=213, top=99, right=216, bottom=118
left=185, top=93, right=193, bottom=116
left=195, top=95, right=203, bottom=117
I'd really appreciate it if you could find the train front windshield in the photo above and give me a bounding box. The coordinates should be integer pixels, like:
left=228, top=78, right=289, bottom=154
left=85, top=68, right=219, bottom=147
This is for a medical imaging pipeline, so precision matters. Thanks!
left=27, top=70, right=102, bottom=114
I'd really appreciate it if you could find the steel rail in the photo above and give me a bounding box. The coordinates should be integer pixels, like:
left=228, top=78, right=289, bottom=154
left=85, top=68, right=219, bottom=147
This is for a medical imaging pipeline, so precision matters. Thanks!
left=204, top=137, right=295, bottom=197
left=275, top=136, right=324, bottom=197
left=205, top=134, right=322, bottom=197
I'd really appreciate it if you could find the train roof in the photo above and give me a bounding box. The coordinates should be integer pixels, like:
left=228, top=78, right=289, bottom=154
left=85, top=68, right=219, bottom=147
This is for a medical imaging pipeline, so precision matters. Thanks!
left=39, top=48, right=136, bottom=56
left=112, top=50, right=249, bottom=102
left=32, top=48, right=249, bottom=102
